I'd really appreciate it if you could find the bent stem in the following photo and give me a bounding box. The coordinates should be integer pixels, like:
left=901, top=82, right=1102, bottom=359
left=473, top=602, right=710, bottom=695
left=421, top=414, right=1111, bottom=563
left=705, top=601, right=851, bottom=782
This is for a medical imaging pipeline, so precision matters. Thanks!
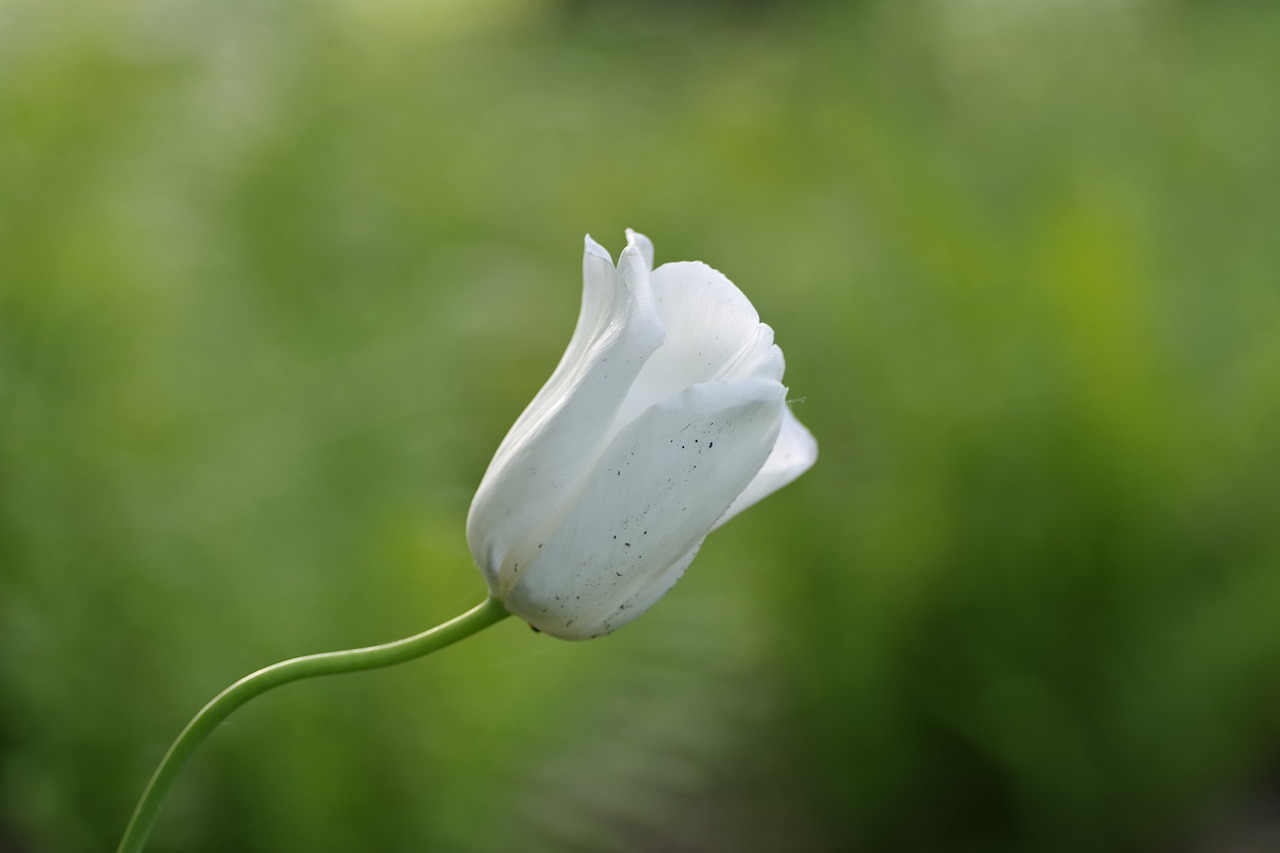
left=117, top=596, right=510, bottom=853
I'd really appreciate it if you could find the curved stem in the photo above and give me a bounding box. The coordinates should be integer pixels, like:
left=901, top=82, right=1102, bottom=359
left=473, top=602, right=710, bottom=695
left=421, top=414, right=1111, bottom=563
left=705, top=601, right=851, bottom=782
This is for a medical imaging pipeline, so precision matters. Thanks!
left=117, top=597, right=510, bottom=853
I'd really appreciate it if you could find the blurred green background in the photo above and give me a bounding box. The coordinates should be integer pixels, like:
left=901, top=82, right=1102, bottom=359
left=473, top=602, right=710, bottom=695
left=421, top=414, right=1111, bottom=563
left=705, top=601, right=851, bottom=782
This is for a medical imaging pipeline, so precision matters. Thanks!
left=3, top=0, right=1280, bottom=850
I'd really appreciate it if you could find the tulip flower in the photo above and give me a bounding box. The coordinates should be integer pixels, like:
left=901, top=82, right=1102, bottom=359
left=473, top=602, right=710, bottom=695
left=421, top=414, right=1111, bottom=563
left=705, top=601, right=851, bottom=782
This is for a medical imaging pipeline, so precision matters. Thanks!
left=117, top=229, right=816, bottom=853
left=468, top=229, right=817, bottom=639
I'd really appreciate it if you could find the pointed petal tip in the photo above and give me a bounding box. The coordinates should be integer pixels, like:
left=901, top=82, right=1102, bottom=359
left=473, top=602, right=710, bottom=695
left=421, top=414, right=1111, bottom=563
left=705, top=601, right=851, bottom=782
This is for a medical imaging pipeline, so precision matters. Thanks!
left=616, top=242, right=652, bottom=281
left=624, top=228, right=655, bottom=271
left=584, top=234, right=612, bottom=263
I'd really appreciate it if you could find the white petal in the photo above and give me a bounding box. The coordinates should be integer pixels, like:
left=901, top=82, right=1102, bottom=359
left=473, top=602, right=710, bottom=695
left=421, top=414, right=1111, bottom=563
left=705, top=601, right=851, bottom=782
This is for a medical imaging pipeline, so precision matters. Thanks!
left=503, top=377, right=786, bottom=639
left=497, top=235, right=618, bottom=450
left=467, top=239, right=665, bottom=588
left=605, top=539, right=701, bottom=632
left=611, top=262, right=783, bottom=430
left=625, top=228, right=655, bottom=271
left=715, top=405, right=817, bottom=528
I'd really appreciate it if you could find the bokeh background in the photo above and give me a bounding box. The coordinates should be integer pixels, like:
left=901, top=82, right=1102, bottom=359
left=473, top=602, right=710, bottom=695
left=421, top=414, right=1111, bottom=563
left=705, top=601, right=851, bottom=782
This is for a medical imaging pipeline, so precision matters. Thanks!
left=3, top=0, right=1280, bottom=850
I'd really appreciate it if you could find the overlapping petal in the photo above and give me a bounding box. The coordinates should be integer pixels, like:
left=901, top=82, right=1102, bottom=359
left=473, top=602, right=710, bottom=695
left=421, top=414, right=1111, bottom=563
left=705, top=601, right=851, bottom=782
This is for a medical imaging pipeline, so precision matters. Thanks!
left=610, top=260, right=783, bottom=432
left=625, top=227, right=654, bottom=271
left=503, top=377, right=786, bottom=638
left=716, top=406, right=818, bottom=528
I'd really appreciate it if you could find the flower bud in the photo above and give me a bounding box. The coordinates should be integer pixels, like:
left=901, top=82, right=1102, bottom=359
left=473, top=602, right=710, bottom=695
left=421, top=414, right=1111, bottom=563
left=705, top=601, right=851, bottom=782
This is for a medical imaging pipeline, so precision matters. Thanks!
left=467, top=230, right=816, bottom=639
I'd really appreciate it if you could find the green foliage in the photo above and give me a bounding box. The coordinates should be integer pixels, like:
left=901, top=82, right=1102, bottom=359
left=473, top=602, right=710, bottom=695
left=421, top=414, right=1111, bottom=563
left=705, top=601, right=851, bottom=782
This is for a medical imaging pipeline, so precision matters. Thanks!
left=2, top=1, right=1279, bottom=850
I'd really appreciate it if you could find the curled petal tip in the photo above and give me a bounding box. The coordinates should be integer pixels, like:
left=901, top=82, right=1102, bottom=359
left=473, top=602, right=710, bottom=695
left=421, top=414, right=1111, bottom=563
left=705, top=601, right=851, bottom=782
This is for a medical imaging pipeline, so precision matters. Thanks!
left=624, top=229, right=655, bottom=271
left=584, top=234, right=612, bottom=262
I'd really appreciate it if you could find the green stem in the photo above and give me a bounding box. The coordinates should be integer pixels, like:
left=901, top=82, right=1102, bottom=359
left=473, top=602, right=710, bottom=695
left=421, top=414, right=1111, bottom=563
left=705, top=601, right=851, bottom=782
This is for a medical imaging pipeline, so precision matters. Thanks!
left=117, top=596, right=510, bottom=853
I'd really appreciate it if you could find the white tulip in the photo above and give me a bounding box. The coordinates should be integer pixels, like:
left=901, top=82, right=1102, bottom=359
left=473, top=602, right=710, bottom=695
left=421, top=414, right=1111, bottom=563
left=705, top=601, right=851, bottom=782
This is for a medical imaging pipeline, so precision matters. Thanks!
left=467, top=230, right=817, bottom=639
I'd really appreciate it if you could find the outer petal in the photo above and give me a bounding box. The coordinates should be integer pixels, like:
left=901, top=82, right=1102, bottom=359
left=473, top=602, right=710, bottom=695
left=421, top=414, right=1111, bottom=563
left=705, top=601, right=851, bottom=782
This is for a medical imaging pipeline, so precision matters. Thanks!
left=610, top=261, right=783, bottom=432
left=503, top=377, right=787, bottom=639
left=715, top=405, right=818, bottom=528
left=466, top=240, right=664, bottom=588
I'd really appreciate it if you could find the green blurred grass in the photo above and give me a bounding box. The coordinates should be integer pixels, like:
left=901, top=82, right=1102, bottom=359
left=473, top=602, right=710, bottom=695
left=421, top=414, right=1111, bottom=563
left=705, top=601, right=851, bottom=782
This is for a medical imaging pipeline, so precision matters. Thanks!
left=3, top=1, right=1280, bottom=851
